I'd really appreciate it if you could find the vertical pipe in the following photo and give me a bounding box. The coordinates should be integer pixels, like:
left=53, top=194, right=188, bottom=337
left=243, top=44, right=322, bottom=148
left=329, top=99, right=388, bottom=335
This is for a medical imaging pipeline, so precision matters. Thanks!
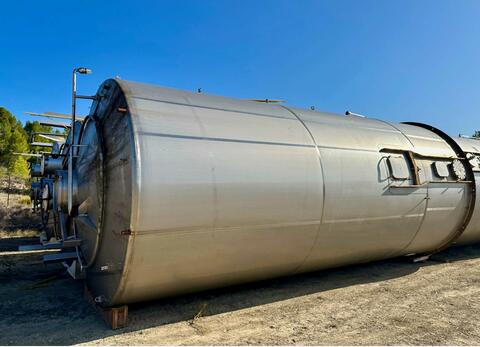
left=68, top=70, right=76, bottom=214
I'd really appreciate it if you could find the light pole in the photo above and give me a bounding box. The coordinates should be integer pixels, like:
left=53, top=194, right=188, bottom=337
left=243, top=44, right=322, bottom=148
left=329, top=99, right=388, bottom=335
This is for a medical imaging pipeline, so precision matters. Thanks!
left=68, top=67, right=92, bottom=214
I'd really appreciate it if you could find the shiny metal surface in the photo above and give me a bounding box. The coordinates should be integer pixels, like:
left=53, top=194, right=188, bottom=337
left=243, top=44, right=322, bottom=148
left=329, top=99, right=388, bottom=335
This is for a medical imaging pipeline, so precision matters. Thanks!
left=453, top=137, right=480, bottom=245
left=35, top=78, right=480, bottom=306
left=42, top=157, right=63, bottom=175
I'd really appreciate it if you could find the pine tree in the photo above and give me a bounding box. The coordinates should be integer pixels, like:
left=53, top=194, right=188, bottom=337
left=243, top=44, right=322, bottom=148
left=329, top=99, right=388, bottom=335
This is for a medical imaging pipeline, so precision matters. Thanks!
left=24, top=120, right=58, bottom=155
left=0, top=107, right=30, bottom=178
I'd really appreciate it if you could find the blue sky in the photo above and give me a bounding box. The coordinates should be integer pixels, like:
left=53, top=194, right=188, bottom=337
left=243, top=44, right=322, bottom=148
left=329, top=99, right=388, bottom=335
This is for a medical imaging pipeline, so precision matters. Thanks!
left=1, top=0, right=479, bottom=136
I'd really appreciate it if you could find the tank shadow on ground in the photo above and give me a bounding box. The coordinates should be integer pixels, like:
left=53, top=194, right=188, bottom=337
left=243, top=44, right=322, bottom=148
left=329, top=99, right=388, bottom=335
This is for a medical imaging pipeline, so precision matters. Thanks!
left=125, top=243, right=480, bottom=330
left=1, top=238, right=480, bottom=345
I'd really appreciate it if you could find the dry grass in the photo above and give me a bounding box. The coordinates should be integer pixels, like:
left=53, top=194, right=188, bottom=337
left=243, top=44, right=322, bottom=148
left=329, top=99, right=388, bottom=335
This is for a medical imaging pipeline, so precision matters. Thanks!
left=0, top=229, right=38, bottom=238
left=0, top=191, right=40, bottom=238
left=18, top=196, right=31, bottom=206
left=1, top=239, right=480, bottom=345
left=1, top=179, right=480, bottom=345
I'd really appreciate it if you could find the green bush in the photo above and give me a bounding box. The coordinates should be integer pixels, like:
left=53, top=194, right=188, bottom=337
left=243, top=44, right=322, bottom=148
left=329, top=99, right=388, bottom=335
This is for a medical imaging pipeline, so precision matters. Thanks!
left=0, top=107, right=30, bottom=178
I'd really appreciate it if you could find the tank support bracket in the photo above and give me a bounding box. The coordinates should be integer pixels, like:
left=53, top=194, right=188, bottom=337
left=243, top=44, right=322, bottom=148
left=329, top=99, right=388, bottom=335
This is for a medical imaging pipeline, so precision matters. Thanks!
left=84, top=285, right=128, bottom=329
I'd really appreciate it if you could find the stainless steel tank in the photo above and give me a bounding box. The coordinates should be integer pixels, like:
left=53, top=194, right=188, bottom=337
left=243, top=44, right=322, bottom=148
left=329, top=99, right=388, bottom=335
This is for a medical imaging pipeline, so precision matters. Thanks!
left=64, top=78, right=480, bottom=306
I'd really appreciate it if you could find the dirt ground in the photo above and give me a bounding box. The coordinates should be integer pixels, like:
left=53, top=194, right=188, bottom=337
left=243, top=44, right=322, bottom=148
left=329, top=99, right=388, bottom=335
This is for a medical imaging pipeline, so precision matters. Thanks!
left=1, top=192, right=480, bottom=345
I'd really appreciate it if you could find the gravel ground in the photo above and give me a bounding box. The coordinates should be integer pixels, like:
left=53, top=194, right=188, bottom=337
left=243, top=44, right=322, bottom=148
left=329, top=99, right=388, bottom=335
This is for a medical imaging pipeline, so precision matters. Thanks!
left=1, top=191, right=480, bottom=345
left=1, top=238, right=480, bottom=345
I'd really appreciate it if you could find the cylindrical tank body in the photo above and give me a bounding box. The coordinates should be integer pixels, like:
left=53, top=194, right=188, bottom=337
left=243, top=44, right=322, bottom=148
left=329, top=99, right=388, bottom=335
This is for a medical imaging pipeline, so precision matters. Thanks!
left=452, top=137, right=480, bottom=244
left=74, top=79, right=480, bottom=306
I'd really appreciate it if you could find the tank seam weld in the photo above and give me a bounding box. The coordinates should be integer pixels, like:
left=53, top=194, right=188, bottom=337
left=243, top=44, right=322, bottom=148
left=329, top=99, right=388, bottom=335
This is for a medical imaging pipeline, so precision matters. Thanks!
left=370, top=118, right=429, bottom=257
left=280, top=105, right=326, bottom=275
